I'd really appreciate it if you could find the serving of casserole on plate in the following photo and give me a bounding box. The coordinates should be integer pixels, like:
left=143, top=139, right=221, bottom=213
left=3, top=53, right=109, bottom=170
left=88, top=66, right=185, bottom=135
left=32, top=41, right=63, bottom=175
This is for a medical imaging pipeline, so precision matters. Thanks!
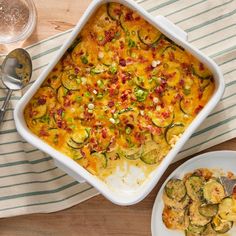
left=152, top=151, right=236, bottom=236
left=14, top=0, right=224, bottom=205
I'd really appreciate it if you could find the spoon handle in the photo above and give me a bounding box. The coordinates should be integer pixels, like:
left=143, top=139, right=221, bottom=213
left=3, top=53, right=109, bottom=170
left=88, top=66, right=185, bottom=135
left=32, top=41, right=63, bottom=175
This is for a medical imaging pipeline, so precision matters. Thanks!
left=0, top=89, right=13, bottom=125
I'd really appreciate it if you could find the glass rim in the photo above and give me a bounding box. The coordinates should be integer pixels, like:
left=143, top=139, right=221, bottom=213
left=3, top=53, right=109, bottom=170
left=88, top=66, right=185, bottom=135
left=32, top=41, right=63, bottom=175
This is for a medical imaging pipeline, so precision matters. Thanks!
left=0, top=0, right=37, bottom=44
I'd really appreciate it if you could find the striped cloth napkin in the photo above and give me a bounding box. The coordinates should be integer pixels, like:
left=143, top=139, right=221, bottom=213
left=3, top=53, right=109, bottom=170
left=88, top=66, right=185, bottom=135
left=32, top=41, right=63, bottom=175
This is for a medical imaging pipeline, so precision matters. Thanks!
left=0, top=0, right=235, bottom=217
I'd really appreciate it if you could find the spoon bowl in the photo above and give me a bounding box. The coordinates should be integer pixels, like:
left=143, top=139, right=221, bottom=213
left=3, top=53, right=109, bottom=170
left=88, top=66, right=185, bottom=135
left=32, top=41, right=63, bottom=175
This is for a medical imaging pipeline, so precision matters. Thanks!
left=1, top=48, right=32, bottom=90
left=0, top=48, right=32, bottom=124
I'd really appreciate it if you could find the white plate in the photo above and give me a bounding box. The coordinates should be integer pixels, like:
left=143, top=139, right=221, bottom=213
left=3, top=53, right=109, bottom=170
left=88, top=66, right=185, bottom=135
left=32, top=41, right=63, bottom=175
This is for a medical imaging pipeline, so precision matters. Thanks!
left=151, top=150, right=236, bottom=236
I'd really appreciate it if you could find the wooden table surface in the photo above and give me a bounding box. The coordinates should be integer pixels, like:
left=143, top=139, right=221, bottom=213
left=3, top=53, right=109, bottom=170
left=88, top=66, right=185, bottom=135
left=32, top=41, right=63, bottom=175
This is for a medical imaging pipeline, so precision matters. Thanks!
left=0, top=1, right=235, bottom=235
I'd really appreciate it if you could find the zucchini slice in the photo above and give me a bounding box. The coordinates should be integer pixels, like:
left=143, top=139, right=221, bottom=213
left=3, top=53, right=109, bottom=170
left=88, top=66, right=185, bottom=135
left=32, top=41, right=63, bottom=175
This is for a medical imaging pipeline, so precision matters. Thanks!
left=140, top=148, right=159, bottom=165
left=211, top=215, right=233, bottom=234
left=57, top=86, right=68, bottom=104
left=90, top=64, right=107, bottom=74
left=189, top=202, right=211, bottom=227
left=107, top=3, right=121, bottom=21
left=165, top=179, right=187, bottom=201
left=72, top=149, right=84, bottom=161
left=151, top=113, right=174, bottom=128
left=71, top=129, right=89, bottom=144
left=180, top=97, right=195, bottom=116
left=203, top=179, right=225, bottom=204
left=218, top=197, right=236, bottom=221
left=163, top=191, right=190, bottom=209
left=198, top=204, right=218, bottom=218
left=161, top=45, right=176, bottom=56
left=67, top=138, right=83, bottom=149
left=192, top=63, right=212, bottom=80
left=137, top=27, right=162, bottom=46
left=91, top=152, right=107, bottom=168
left=202, top=223, right=217, bottom=236
left=120, top=147, right=142, bottom=160
left=32, top=104, right=47, bottom=119
left=61, top=72, right=81, bottom=91
left=162, top=206, right=189, bottom=230
left=187, top=224, right=206, bottom=234
left=164, top=123, right=184, bottom=145
left=185, top=175, right=205, bottom=201
left=185, top=229, right=200, bottom=236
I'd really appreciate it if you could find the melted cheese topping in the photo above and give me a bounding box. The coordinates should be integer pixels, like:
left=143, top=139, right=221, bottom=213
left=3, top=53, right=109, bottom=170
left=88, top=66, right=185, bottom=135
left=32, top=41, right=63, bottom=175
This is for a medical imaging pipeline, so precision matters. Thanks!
left=24, top=3, right=214, bottom=181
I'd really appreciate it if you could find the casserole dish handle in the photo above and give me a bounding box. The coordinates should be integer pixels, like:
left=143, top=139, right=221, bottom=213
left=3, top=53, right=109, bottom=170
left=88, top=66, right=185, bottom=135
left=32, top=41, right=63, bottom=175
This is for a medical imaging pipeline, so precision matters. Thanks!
left=155, top=15, right=188, bottom=41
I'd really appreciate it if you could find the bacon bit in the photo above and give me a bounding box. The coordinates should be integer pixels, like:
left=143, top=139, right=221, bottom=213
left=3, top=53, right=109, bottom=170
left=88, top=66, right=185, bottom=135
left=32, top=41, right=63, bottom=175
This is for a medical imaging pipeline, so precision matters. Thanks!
left=162, top=111, right=170, bottom=119
left=119, top=58, right=126, bottom=67
left=64, top=98, right=71, bottom=107
left=101, top=129, right=107, bottom=139
left=39, top=129, right=49, bottom=137
left=120, top=91, right=129, bottom=102
left=146, top=125, right=161, bottom=135
left=195, top=105, right=203, bottom=114
left=109, top=87, right=115, bottom=97
left=89, top=31, right=97, bottom=40
left=57, top=108, right=64, bottom=116
left=138, top=55, right=148, bottom=63
left=199, top=62, right=205, bottom=71
left=120, top=41, right=125, bottom=49
left=175, top=93, right=183, bottom=101
left=65, top=127, right=72, bottom=133
left=78, top=50, right=84, bottom=56
left=108, top=101, right=115, bottom=108
left=146, top=65, right=154, bottom=72
left=99, top=29, right=116, bottom=46
left=198, top=91, right=203, bottom=100
left=169, top=52, right=175, bottom=61
left=125, top=12, right=134, bottom=21
left=155, top=86, right=164, bottom=95
left=181, top=63, right=192, bottom=75
left=138, top=104, right=145, bottom=110
left=114, top=8, right=122, bottom=16
left=74, top=67, right=80, bottom=74
left=52, top=68, right=58, bottom=72
left=38, top=98, right=46, bottom=105
left=121, top=76, right=127, bottom=84
left=135, top=16, right=140, bottom=21
left=110, top=75, right=118, bottom=84
left=179, top=79, right=185, bottom=86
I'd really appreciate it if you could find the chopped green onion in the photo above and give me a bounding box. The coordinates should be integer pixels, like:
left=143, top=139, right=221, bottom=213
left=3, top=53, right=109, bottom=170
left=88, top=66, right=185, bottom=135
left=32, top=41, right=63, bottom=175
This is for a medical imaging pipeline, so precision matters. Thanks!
left=98, top=35, right=104, bottom=41
left=97, top=93, right=103, bottom=99
left=97, top=80, right=104, bottom=87
left=109, top=66, right=117, bottom=74
left=128, top=38, right=136, bottom=48
left=67, top=117, right=73, bottom=123
left=118, top=107, right=134, bottom=114
left=85, top=91, right=91, bottom=97
left=134, top=87, right=148, bottom=102
left=61, top=111, right=65, bottom=118
left=76, top=77, right=81, bottom=84
left=115, top=32, right=121, bottom=38
left=183, top=88, right=191, bottom=95
left=80, top=55, right=88, bottom=64
left=125, top=126, right=132, bottom=134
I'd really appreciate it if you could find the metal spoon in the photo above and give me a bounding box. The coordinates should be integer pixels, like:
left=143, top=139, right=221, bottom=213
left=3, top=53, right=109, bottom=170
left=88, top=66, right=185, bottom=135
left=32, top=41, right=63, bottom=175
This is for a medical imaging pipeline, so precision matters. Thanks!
left=219, top=176, right=236, bottom=197
left=0, top=48, right=32, bottom=124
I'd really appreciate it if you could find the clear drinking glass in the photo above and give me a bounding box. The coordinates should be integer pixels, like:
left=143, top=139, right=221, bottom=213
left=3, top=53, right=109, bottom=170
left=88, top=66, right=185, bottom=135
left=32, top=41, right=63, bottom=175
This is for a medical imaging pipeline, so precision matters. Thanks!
left=0, top=0, right=36, bottom=44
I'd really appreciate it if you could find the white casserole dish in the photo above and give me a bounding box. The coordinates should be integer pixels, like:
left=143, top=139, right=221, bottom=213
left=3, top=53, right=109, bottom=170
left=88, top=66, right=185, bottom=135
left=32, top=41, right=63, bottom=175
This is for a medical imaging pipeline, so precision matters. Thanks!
left=14, top=0, right=225, bottom=205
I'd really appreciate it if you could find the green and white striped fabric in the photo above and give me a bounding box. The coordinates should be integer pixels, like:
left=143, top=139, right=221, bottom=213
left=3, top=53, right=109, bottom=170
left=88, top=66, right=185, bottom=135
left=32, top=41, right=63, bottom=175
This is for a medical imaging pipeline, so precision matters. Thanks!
left=0, top=0, right=235, bottom=217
